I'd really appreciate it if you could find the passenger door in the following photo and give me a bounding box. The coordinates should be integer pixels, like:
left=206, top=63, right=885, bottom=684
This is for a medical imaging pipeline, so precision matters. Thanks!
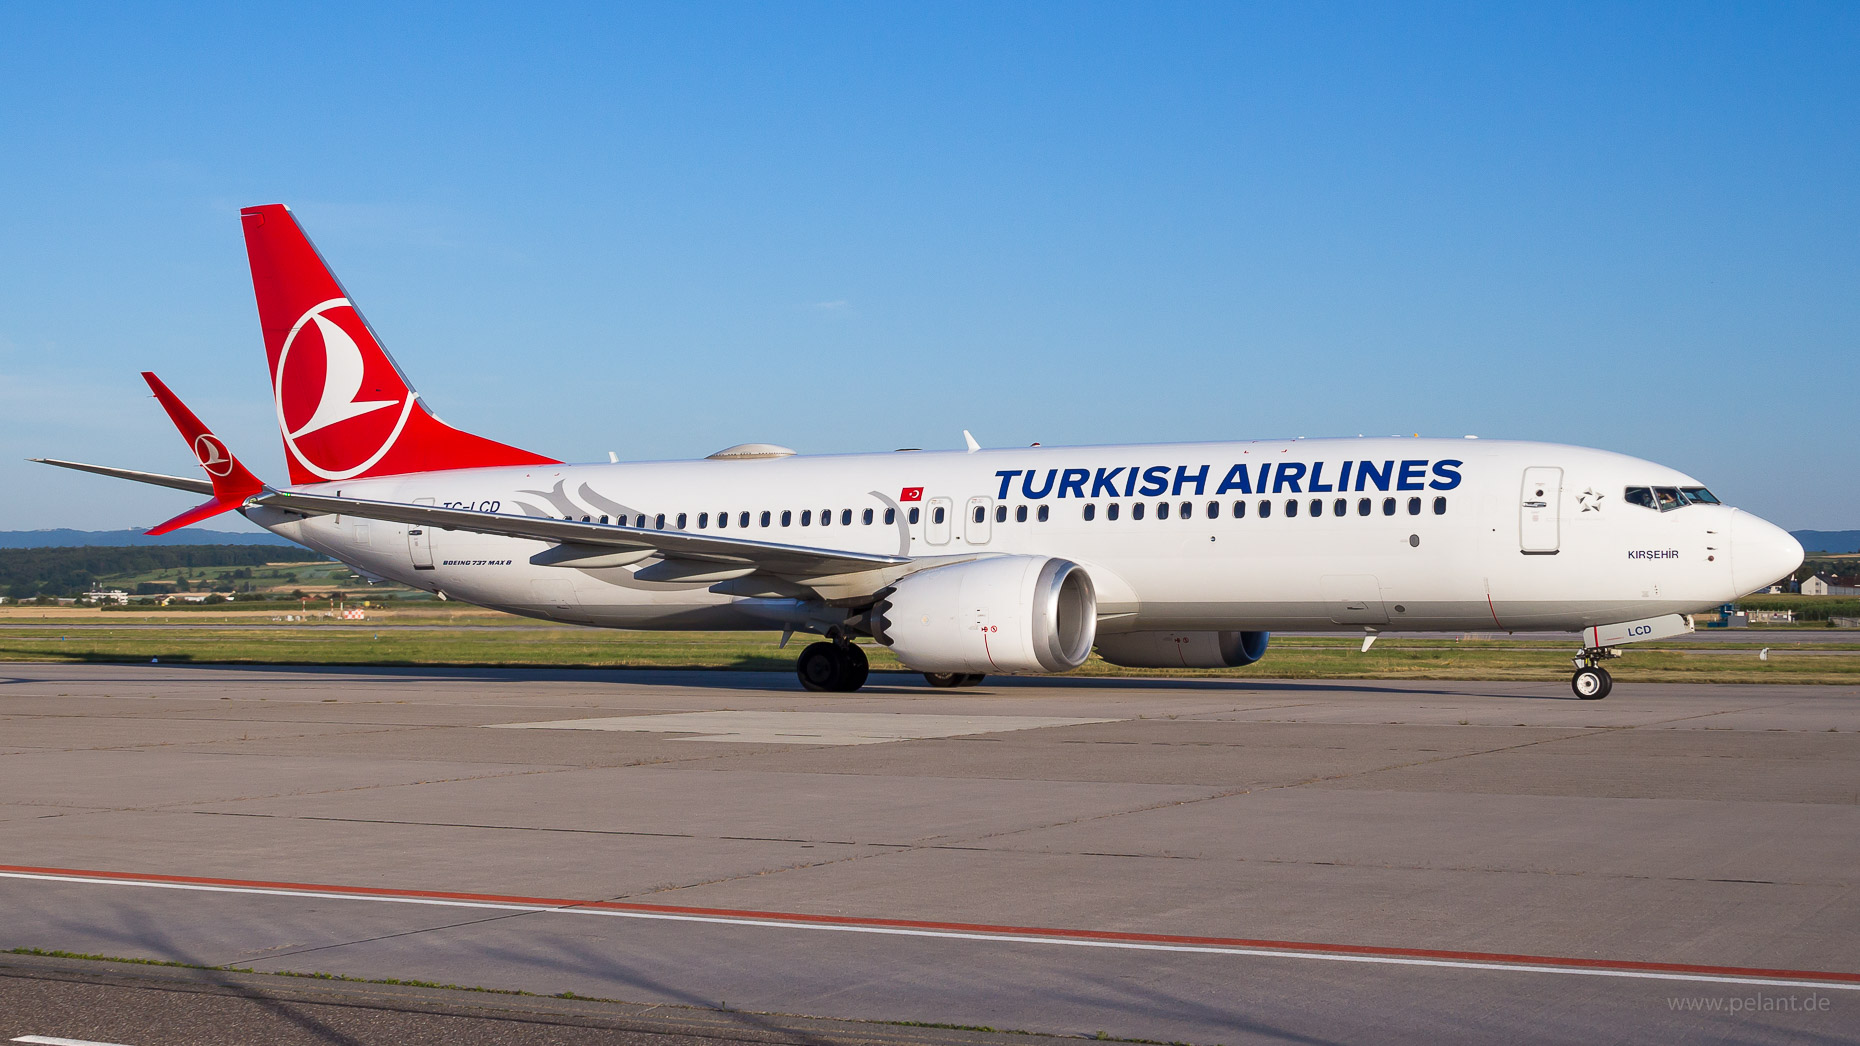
left=1519, top=467, right=1562, bottom=554
left=965, top=495, right=993, bottom=545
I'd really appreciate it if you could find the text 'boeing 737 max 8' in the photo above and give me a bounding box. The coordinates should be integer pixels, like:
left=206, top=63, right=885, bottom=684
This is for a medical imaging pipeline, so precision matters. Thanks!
left=37, top=204, right=1805, bottom=697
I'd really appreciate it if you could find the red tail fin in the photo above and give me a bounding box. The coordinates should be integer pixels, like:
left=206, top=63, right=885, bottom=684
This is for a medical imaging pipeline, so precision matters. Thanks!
left=240, top=204, right=558, bottom=485
left=142, top=372, right=267, bottom=535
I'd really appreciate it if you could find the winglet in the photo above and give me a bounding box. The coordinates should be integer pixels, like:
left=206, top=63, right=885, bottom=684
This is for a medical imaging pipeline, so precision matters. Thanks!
left=141, top=372, right=267, bottom=535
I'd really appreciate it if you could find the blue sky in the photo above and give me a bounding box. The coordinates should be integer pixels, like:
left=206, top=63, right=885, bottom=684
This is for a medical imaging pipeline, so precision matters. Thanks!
left=2, top=2, right=1854, bottom=531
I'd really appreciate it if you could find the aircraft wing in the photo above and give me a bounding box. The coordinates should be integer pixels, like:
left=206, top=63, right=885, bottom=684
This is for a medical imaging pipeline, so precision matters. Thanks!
left=33, top=458, right=216, bottom=497
left=252, top=488, right=913, bottom=578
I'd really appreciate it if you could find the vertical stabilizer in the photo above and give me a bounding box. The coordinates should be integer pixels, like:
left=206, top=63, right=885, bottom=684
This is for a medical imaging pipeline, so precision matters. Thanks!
left=240, top=204, right=558, bottom=485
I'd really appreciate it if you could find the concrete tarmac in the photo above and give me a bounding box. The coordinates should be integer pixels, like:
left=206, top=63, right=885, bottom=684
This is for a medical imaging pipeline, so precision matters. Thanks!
left=0, top=663, right=1855, bottom=1045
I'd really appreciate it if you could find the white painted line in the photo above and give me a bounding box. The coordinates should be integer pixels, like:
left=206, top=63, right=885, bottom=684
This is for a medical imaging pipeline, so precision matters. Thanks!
left=486, top=710, right=1120, bottom=745
left=2, top=869, right=1855, bottom=993
left=14, top=1036, right=140, bottom=1046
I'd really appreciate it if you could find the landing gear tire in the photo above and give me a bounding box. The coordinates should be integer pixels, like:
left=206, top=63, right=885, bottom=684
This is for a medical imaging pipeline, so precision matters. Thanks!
left=924, top=672, right=986, bottom=688
left=839, top=643, right=870, bottom=692
left=1572, top=666, right=1612, bottom=700
left=797, top=641, right=870, bottom=693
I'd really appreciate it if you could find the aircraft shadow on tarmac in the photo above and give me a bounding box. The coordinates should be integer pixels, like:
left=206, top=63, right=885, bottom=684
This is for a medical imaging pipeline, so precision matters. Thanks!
left=0, top=660, right=1584, bottom=700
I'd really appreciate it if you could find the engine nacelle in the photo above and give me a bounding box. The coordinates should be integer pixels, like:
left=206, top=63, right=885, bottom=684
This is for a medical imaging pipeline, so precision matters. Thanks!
left=1093, top=630, right=1270, bottom=669
left=873, top=556, right=1097, bottom=675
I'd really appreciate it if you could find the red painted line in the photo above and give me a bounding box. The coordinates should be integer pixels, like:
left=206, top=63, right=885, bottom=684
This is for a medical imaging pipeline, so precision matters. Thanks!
left=1485, top=593, right=1505, bottom=630
left=3, top=862, right=1857, bottom=985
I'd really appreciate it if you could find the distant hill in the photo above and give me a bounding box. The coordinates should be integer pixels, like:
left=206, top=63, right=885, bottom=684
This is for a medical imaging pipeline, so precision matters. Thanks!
left=0, top=529, right=294, bottom=549
left=1793, top=530, right=1860, bottom=554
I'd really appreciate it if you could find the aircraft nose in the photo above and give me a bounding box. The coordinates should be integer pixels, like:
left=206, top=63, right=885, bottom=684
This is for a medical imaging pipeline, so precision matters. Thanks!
left=1731, top=511, right=1804, bottom=597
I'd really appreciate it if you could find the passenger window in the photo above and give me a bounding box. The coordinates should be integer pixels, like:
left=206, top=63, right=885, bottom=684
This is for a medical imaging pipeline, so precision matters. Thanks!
left=1433, top=496, right=1447, bottom=515
left=800, top=510, right=811, bottom=526
left=933, top=506, right=945, bottom=524
left=1382, top=498, right=1396, bottom=516
left=1286, top=499, right=1299, bottom=518
left=1624, top=487, right=1656, bottom=510
left=1158, top=501, right=1170, bottom=520
left=1258, top=499, right=1271, bottom=518
left=1232, top=500, right=1246, bottom=518
left=676, top=513, right=687, bottom=529
left=1038, top=505, right=1050, bottom=522
left=885, top=508, right=896, bottom=525
left=1653, top=487, right=1683, bottom=511
left=1179, top=501, right=1191, bottom=519
left=1108, top=502, right=1120, bottom=520
left=1681, top=486, right=1720, bottom=505
left=1084, top=503, right=1096, bottom=521
left=600, top=515, right=609, bottom=525
left=1358, top=498, right=1371, bottom=516
left=973, top=505, right=985, bottom=523
left=1334, top=498, right=1346, bottom=517
left=716, top=512, right=726, bottom=529
left=1133, top=502, right=1146, bottom=520
left=655, top=513, right=666, bottom=530
left=781, top=510, right=792, bottom=527
left=995, top=505, right=1006, bottom=522
left=863, top=508, right=874, bottom=524
left=1407, top=497, right=1421, bottom=515
left=1207, top=501, right=1219, bottom=519
left=1309, top=498, right=1321, bottom=517
left=908, top=507, right=920, bottom=525
left=697, top=513, right=708, bottom=529
left=760, top=511, right=771, bottom=527
left=1016, top=505, right=1028, bottom=522
left=741, top=512, right=752, bottom=528
left=820, top=509, right=831, bottom=526
left=842, top=509, right=852, bottom=525
left=582, top=515, right=590, bottom=522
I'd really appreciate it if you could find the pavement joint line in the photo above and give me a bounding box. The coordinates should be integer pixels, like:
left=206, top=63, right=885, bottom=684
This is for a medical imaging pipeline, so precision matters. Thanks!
left=3, top=864, right=1857, bottom=992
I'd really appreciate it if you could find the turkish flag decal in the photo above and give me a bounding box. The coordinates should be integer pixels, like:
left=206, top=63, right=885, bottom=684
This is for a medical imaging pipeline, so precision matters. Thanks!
left=900, top=487, right=924, bottom=502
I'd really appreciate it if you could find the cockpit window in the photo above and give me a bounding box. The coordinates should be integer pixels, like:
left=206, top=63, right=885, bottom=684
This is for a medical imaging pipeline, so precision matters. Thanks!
left=1680, top=487, right=1720, bottom=505
left=1624, top=487, right=1655, bottom=509
left=1653, top=486, right=1683, bottom=511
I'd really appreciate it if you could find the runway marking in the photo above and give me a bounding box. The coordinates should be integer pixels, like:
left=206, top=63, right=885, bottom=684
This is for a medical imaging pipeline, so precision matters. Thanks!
left=14, top=1037, right=140, bottom=1046
left=2, top=863, right=1857, bottom=992
left=486, top=710, right=1120, bottom=745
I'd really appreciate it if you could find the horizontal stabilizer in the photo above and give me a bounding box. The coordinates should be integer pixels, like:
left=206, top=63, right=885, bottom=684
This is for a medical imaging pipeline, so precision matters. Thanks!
left=31, top=458, right=214, bottom=496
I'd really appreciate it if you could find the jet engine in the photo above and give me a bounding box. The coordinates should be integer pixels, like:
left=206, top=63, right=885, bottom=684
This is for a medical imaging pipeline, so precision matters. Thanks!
left=872, top=556, right=1096, bottom=675
left=1094, top=630, right=1269, bottom=669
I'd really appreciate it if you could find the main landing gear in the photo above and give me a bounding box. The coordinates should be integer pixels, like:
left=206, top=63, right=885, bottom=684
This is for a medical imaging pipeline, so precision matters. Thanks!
left=797, top=638, right=869, bottom=693
left=1571, top=646, right=1622, bottom=700
left=923, top=672, right=987, bottom=688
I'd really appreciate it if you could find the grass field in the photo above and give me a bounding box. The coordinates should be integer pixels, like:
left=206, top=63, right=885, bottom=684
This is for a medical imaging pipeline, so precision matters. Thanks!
left=2, top=605, right=1854, bottom=684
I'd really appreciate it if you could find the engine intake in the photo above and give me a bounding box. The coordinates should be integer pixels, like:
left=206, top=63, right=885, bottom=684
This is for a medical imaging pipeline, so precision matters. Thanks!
left=1094, top=630, right=1270, bottom=669
left=873, top=556, right=1096, bottom=675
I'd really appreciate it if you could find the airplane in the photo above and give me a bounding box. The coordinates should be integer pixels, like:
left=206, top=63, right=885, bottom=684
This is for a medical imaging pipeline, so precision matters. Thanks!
left=37, top=204, right=1805, bottom=698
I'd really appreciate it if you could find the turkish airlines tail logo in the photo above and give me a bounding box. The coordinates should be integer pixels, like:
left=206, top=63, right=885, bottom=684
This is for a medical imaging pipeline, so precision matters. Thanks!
left=242, top=204, right=558, bottom=485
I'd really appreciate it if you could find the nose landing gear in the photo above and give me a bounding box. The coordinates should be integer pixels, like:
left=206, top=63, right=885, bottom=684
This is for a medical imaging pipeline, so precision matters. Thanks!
left=1571, top=646, right=1621, bottom=699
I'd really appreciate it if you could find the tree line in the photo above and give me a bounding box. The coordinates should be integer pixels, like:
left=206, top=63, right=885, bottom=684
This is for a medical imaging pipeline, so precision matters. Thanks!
left=0, top=545, right=327, bottom=600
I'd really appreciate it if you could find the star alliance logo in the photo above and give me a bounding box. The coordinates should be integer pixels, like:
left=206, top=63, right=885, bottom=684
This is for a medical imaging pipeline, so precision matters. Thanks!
left=1578, top=488, right=1605, bottom=513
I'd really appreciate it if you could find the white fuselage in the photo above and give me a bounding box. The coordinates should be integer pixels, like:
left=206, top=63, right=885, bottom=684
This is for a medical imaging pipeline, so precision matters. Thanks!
left=250, top=437, right=1797, bottom=637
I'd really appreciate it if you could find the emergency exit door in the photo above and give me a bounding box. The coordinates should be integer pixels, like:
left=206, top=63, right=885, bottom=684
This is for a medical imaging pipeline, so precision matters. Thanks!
left=965, top=496, right=993, bottom=544
left=1519, top=467, right=1561, bottom=554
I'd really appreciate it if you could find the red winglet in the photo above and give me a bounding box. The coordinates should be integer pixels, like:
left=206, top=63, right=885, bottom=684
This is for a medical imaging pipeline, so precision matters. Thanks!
left=141, top=372, right=267, bottom=535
